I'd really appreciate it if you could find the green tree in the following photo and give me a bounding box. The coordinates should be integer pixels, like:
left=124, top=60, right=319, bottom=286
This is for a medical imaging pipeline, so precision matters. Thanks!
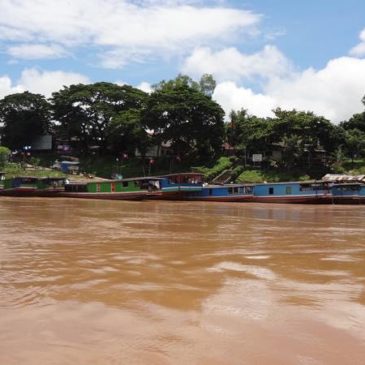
left=341, top=112, right=365, bottom=133
left=144, top=75, right=225, bottom=163
left=0, top=146, right=10, bottom=168
left=344, top=128, right=365, bottom=164
left=227, top=109, right=275, bottom=164
left=0, top=92, right=51, bottom=149
left=51, top=82, right=147, bottom=155
left=106, top=109, right=150, bottom=157
left=271, top=109, right=343, bottom=169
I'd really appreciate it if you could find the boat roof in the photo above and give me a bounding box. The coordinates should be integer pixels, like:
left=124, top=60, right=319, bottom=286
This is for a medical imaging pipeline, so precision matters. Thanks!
left=6, top=176, right=40, bottom=180
left=332, top=182, right=363, bottom=186
left=322, top=174, right=365, bottom=183
left=68, top=176, right=164, bottom=184
left=205, top=183, right=253, bottom=188
left=40, top=177, right=66, bottom=181
left=254, top=180, right=324, bottom=186
left=160, top=172, right=204, bottom=177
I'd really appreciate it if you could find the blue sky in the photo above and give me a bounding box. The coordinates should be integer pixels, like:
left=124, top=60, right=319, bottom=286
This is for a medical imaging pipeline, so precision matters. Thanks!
left=1, top=0, right=365, bottom=122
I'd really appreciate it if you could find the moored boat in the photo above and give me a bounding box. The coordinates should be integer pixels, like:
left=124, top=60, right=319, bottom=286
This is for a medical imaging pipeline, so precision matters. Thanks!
left=59, top=177, right=162, bottom=200
left=184, top=183, right=253, bottom=202
left=252, top=181, right=332, bottom=204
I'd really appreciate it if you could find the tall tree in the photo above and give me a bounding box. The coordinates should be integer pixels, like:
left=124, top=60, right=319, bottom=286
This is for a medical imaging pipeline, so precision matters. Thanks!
left=51, top=82, right=147, bottom=155
left=144, top=75, right=225, bottom=163
left=271, top=109, right=343, bottom=168
left=0, top=92, right=51, bottom=149
left=227, top=109, right=275, bottom=161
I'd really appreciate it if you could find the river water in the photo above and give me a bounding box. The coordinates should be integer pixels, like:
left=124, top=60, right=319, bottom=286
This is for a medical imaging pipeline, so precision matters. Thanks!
left=0, top=198, right=364, bottom=364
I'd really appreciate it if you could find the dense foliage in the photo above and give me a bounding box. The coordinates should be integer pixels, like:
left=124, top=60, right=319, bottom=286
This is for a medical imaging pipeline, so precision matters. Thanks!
left=143, top=75, right=225, bottom=164
left=51, top=82, right=148, bottom=156
left=0, top=92, right=51, bottom=149
left=0, top=74, right=364, bottom=179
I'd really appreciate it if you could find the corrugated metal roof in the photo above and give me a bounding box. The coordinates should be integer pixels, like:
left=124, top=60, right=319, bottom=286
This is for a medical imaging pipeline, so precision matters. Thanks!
left=322, top=174, right=365, bottom=182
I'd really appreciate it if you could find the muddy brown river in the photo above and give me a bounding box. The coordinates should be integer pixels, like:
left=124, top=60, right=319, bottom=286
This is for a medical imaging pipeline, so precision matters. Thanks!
left=0, top=198, right=364, bottom=364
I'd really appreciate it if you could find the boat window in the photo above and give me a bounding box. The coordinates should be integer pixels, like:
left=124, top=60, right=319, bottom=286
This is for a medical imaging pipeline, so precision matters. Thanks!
left=123, top=181, right=129, bottom=187
left=300, top=183, right=325, bottom=191
left=228, top=187, right=241, bottom=195
left=338, top=185, right=361, bottom=191
left=300, top=184, right=311, bottom=191
left=285, top=186, right=292, bottom=195
left=269, top=187, right=274, bottom=195
left=209, top=189, right=213, bottom=196
left=65, top=184, right=87, bottom=192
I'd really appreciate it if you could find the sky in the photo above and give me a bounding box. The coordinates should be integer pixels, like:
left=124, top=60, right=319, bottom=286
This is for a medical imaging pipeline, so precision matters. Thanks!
left=0, top=0, right=365, bottom=123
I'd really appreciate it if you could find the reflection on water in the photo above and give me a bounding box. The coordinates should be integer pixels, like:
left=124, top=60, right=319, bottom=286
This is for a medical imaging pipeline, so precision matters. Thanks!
left=0, top=198, right=365, bottom=364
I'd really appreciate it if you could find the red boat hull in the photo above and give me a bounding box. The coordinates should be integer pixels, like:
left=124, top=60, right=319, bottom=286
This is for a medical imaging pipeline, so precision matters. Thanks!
left=252, top=195, right=332, bottom=204
left=57, top=191, right=159, bottom=201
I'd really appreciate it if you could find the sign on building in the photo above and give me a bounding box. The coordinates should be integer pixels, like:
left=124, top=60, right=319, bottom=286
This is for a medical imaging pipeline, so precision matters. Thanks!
left=252, top=154, right=263, bottom=162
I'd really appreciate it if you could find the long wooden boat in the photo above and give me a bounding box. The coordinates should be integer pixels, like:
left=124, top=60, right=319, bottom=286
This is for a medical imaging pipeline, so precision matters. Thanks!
left=252, top=181, right=332, bottom=204
left=58, top=177, right=162, bottom=200
left=183, top=183, right=253, bottom=202
left=330, top=183, right=365, bottom=204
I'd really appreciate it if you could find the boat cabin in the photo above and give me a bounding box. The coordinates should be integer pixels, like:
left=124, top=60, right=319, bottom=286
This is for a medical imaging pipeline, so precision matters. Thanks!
left=3, top=176, right=39, bottom=190
left=253, top=181, right=331, bottom=203
left=37, top=177, right=66, bottom=190
left=186, top=183, right=253, bottom=201
left=65, top=177, right=163, bottom=193
left=159, top=173, right=204, bottom=193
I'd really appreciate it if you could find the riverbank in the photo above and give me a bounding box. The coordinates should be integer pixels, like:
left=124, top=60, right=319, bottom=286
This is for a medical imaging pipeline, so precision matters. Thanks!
left=3, top=155, right=365, bottom=183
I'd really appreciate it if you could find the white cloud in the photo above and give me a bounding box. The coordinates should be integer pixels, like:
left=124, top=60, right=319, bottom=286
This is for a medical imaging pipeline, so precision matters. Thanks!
left=0, top=69, right=90, bottom=99
left=136, top=82, right=153, bottom=93
left=212, top=57, right=365, bottom=123
left=99, top=49, right=152, bottom=69
left=182, top=45, right=292, bottom=81
left=0, top=76, right=23, bottom=99
left=19, top=69, right=90, bottom=97
left=213, top=81, right=276, bottom=118
left=0, top=0, right=260, bottom=66
left=7, top=44, right=68, bottom=60
left=350, top=29, right=365, bottom=57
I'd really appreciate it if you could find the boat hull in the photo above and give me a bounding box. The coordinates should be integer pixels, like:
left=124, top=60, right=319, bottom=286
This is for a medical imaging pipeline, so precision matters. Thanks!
left=57, top=191, right=158, bottom=201
left=0, top=187, right=38, bottom=197
left=185, top=195, right=253, bottom=202
left=252, top=195, right=332, bottom=204
left=331, top=196, right=365, bottom=204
